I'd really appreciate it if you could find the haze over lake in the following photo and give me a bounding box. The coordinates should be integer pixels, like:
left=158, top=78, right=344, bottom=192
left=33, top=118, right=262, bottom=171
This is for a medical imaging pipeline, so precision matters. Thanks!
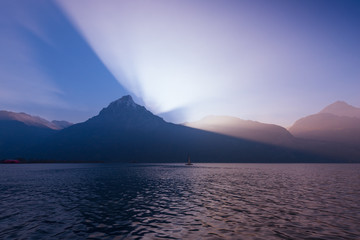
left=1, top=163, right=359, bottom=239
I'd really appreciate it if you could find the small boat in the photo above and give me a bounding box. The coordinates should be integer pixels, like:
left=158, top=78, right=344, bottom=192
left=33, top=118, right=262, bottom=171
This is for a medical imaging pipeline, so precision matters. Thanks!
left=186, top=153, right=193, bottom=165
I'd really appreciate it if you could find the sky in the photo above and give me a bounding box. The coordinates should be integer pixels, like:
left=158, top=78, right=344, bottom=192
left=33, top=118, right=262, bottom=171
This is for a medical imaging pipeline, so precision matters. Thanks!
left=0, top=0, right=359, bottom=126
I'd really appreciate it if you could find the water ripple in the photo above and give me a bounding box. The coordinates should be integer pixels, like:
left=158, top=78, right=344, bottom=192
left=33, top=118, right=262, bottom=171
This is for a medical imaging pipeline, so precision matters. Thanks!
left=0, top=164, right=359, bottom=239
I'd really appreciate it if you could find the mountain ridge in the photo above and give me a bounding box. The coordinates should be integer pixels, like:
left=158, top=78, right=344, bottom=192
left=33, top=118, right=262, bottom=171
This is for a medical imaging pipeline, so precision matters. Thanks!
left=288, top=101, right=360, bottom=161
left=20, top=96, right=334, bottom=163
left=1, top=97, right=359, bottom=163
left=0, top=110, right=72, bottom=130
left=185, top=115, right=294, bottom=146
left=85, top=95, right=166, bottom=130
left=319, top=101, right=360, bottom=118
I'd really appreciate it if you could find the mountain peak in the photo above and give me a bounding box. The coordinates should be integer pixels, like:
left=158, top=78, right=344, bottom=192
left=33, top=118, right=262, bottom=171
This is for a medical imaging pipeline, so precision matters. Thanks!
left=95, top=95, right=166, bottom=127
left=109, top=95, right=137, bottom=108
left=320, top=101, right=360, bottom=118
left=325, top=101, right=351, bottom=108
left=100, top=95, right=143, bottom=114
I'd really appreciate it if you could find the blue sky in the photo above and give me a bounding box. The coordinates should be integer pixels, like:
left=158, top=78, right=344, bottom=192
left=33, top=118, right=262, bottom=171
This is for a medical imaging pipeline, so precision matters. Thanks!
left=1, top=0, right=359, bottom=126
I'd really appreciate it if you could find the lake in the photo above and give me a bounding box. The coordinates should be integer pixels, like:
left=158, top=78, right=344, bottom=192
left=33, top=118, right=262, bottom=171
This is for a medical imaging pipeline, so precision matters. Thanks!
left=0, top=163, right=359, bottom=239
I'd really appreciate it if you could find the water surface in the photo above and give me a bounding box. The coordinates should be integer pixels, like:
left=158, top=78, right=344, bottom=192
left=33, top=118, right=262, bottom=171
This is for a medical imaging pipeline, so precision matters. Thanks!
left=0, top=163, right=359, bottom=239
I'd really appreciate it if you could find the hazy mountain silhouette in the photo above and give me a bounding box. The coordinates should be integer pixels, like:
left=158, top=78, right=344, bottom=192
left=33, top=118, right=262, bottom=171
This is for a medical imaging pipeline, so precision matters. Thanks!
left=51, top=120, right=73, bottom=129
left=185, top=116, right=294, bottom=146
left=23, top=95, right=331, bottom=163
left=320, top=101, right=360, bottom=118
left=288, top=101, right=360, bottom=162
left=0, top=111, right=72, bottom=160
left=0, top=110, right=72, bottom=130
left=0, top=120, right=56, bottom=159
left=2, top=97, right=358, bottom=163
left=289, top=102, right=360, bottom=144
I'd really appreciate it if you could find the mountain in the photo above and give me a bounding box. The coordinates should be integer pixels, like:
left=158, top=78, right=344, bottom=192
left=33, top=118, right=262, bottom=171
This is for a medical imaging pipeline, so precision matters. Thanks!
left=0, top=120, right=56, bottom=160
left=93, top=95, right=166, bottom=128
left=184, top=116, right=294, bottom=146
left=289, top=101, right=360, bottom=144
left=51, top=120, right=73, bottom=129
left=289, top=113, right=360, bottom=143
left=319, top=101, right=360, bottom=118
left=0, top=110, right=71, bottom=130
left=25, top=95, right=331, bottom=163
left=0, top=111, right=73, bottom=160
left=288, top=101, right=360, bottom=162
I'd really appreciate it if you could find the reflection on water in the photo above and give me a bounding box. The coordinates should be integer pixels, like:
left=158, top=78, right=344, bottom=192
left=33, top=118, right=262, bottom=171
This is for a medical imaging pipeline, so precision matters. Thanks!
left=0, top=163, right=359, bottom=239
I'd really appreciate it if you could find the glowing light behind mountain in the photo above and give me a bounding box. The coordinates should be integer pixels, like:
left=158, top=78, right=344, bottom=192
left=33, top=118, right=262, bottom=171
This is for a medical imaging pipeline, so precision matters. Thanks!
left=56, top=0, right=360, bottom=125
left=56, top=1, right=280, bottom=118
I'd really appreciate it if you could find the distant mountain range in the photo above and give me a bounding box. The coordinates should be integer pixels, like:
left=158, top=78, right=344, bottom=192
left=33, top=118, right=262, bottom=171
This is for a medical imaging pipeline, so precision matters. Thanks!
left=289, top=101, right=360, bottom=144
left=320, top=101, right=360, bottom=118
left=0, top=96, right=359, bottom=163
left=0, top=111, right=72, bottom=159
left=0, top=111, right=72, bottom=130
left=185, top=116, right=294, bottom=146
left=287, top=101, right=360, bottom=161
left=25, top=96, right=316, bottom=163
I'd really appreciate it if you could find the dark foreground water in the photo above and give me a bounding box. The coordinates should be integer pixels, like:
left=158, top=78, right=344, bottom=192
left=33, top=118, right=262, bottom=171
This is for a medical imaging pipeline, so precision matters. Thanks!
left=0, top=164, right=359, bottom=240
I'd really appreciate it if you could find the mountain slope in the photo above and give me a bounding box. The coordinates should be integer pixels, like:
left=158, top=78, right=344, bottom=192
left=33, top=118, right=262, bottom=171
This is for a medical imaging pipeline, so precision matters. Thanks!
left=0, top=120, right=56, bottom=159
left=0, top=111, right=73, bottom=160
left=289, top=113, right=360, bottom=144
left=28, top=95, right=330, bottom=163
left=0, top=110, right=71, bottom=130
left=288, top=102, right=360, bottom=162
left=51, top=120, right=73, bottom=129
left=185, top=116, right=294, bottom=146
left=289, top=101, right=360, bottom=145
left=320, top=101, right=360, bottom=118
